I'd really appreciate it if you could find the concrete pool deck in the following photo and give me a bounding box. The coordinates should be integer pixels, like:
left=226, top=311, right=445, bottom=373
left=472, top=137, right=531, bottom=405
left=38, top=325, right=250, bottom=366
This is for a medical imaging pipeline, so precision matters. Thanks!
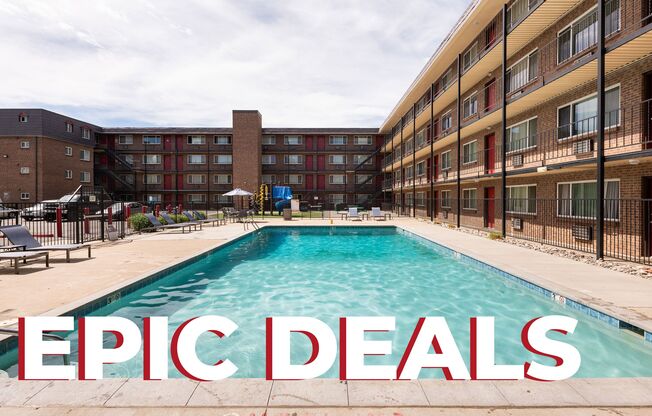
left=1, top=217, right=652, bottom=411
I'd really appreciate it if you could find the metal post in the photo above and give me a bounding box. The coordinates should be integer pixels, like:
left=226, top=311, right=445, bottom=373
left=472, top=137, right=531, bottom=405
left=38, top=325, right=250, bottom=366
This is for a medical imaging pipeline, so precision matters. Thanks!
left=400, top=119, right=404, bottom=216
left=501, top=4, right=508, bottom=237
left=596, top=0, right=606, bottom=259
left=430, top=83, right=435, bottom=222
left=412, top=103, right=416, bottom=217
left=100, top=188, right=105, bottom=242
left=456, top=54, right=462, bottom=228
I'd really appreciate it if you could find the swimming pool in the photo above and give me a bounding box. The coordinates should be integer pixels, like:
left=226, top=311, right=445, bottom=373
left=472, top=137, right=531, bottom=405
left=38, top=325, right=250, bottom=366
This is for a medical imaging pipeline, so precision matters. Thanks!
left=2, top=226, right=652, bottom=378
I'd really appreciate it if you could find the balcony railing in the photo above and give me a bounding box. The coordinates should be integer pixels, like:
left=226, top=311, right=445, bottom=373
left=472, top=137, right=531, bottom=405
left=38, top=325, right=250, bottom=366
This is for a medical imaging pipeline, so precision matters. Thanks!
left=506, top=0, right=544, bottom=33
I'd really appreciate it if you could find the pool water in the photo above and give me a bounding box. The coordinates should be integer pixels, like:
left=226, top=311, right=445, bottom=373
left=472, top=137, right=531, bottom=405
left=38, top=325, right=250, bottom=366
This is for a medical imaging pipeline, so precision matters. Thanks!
left=2, top=226, right=652, bottom=378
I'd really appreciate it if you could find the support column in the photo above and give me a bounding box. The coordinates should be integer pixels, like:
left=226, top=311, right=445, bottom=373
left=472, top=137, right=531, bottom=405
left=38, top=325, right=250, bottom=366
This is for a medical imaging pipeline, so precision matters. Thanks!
left=596, top=0, right=606, bottom=259
left=429, top=83, right=435, bottom=222
left=456, top=54, right=462, bottom=228
left=501, top=4, right=508, bottom=237
left=400, top=120, right=404, bottom=215
left=412, top=103, right=416, bottom=218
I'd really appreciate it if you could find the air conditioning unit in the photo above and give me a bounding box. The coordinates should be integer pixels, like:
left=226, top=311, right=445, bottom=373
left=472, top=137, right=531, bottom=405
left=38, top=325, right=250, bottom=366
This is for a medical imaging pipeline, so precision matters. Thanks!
left=443, top=210, right=449, bottom=219
left=512, top=218, right=523, bottom=231
left=572, top=224, right=593, bottom=241
left=512, top=154, right=524, bottom=167
left=572, top=139, right=593, bottom=155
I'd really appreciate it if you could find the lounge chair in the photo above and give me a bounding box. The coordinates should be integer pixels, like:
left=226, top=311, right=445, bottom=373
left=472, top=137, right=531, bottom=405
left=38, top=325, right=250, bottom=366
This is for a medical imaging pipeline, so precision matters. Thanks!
left=159, top=212, right=200, bottom=231
left=0, top=225, right=91, bottom=262
left=143, top=213, right=194, bottom=234
left=0, top=251, right=49, bottom=274
left=371, top=207, right=387, bottom=221
left=183, top=211, right=222, bottom=227
left=194, top=210, right=226, bottom=225
left=347, top=207, right=361, bottom=221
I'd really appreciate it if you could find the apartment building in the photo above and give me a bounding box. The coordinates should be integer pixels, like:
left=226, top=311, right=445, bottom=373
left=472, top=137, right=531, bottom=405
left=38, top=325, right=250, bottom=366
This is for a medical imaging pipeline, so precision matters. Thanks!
left=380, top=0, right=652, bottom=262
left=0, top=109, right=98, bottom=202
left=0, top=109, right=382, bottom=209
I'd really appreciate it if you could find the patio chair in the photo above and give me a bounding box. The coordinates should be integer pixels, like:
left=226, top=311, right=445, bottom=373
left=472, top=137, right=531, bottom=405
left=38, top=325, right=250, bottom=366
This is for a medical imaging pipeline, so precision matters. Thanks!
left=159, top=212, right=200, bottom=231
left=183, top=211, right=222, bottom=227
left=347, top=207, right=361, bottom=221
left=0, top=251, right=49, bottom=274
left=371, top=207, right=387, bottom=221
left=143, top=213, right=194, bottom=234
left=222, top=207, right=238, bottom=223
left=0, top=225, right=91, bottom=262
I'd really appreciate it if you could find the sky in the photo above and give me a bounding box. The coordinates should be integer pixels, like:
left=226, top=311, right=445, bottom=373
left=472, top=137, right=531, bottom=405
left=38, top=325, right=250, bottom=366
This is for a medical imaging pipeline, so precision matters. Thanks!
left=0, top=0, right=472, bottom=128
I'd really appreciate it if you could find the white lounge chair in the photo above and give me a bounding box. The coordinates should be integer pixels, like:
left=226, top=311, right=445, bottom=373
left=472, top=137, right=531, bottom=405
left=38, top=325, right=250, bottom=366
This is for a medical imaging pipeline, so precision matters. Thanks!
left=371, top=207, right=387, bottom=221
left=348, top=207, right=361, bottom=221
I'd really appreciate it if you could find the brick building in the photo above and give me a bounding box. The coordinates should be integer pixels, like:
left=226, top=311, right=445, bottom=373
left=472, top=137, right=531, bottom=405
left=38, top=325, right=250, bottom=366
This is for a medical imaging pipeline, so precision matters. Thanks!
left=0, top=109, right=383, bottom=210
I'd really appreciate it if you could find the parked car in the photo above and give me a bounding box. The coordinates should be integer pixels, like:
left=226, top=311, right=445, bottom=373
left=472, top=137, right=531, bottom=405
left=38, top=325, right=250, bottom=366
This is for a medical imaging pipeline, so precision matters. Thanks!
left=0, top=204, right=20, bottom=220
left=43, top=194, right=81, bottom=222
left=21, top=200, right=56, bottom=221
left=95, top=202, right=142, bottom=220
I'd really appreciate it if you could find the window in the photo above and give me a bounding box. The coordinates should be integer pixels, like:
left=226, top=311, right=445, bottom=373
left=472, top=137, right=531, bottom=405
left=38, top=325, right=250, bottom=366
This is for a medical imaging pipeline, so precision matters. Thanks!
left=441, top=190, right=452, bottom=208
left=143, top=174, right=161, bottom=184
left=353, top=154, right=372, bottom=165
left=124, top=154, right=134, bottom=165
left=507, top=185, right=537, bottom=214
left=80, top=149, right=91, bottom=161
left=214, top=174, right=232, bottom=185
left=187, top=174, right=206, bottom=185
left=462, top=42, right=478, bottom=72
left=329, top=154, right=345, bottom=165
left=462, top=188, right=477, bottom=210
left=188, top=194, right=206, bottom=203
left=405, top=193, right=414, bottom=207
left=147, top=194, right=162, bottom=203
left=18, top=114, right=28, bottom=123
left=557, top=86, right=620, bottom=139
left=356, top=174, right=373, bottom=184
left=405, top=165, right=414, bottom=180
left=354, top=135, right=373, bottom=145
left=557, top=4, right=619, bottom=63
left=440, top=69, right=452, bottom=91
left=416, top=192, right=426, bottom=207
left=187, top=135, right=206, bottom=145
left=65, top=122, right=73, bottom=133
left=214, top=154, right=233, bottom=164
left=329, top=194, right=345, bottom=205
left=404, top=139, right=414, bottom=154
left=142, top=135, right=161, bottom=145
left=415, top=129, right=426, bottom=148
left=120, top=174, right=134, bottom=184
left=441, top=151, right=452, bottom=170
left=506, top=50, right=539, bottom=93
left=187, top=154, right=206, bottom=164
left=262, top=174, right=276, bottom=183
left=441, top=111, right=453, bottom=131
left=142, top=154, right=162, bottom=164
left=507, top=117, right=538, bottom=152
left=329, top=174, right=346, bottom=185
left=64, top=146, right=73, bottom=156
left=284, top=135, right=302, bottom=145
left=329, top=135, right=347, bottom=145
left=118, top=135, right=133, bottom=145
left=20, top=167, right=30, bottom=175
left=462, top=141, right=478, bottom=164
left=416, top=161, right=426, bottom=177
left=80, top=171, right=91, bottom=183
left=285, top=174, right=303, bottom=185
left=20, top=141, right=30, bottom=149
left=284, top=154, right=303, bottom=165
left=262, top=154, right=276, bottom=165
left=463, top=93, right=478, bottom=118
left=82, top=128, right=91, bottom=140
left=214, top=135, right=232, bottom=145
left=20, top=192, right=29, bottom=200
left=214, top=194, right=232, bottom=204
left=557, top=180, right=619, bottom=219
left=262, top=135, right=276, bottom=145
left=65, top=170, right=73, bottom=179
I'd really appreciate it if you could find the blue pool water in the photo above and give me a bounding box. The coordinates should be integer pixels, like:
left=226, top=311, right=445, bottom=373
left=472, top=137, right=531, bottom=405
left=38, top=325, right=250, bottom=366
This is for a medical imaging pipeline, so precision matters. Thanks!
left=2, top=226, right=652, bottom=378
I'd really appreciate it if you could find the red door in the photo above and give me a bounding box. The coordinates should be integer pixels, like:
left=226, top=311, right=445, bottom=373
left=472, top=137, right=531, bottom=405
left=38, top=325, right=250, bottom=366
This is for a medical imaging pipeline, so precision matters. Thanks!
left=317, top=175, right=326, bottom=190
left=164, top=136, right=173, bottom=151
left=485, top=187, right=495, bottom=229
left=306, top=174, right=314, bottom=190
left=426, top=157, right=431, bottom=181
left=433, top=190, right=438, bottom=218
left=306, top=155, right=314, bottom=170
left=317, top=136, right=326, bottom=150
left=317, top=155, right=325, bottom=170
left=176, top=155, right=184, bottom=170
left=164, top=155, right=172, bottom=170
left=484, top=133, right=495, bottom=174
left=485, top=79, right=496, bottom=112
left=176, top=174, right=184, bottom=190
left=164, top=175, right=172, bottom=189
left=175, top=136, right=184, bottom=151
left=485, top=20, right=496, bottom=47
left=306, top=136, right=314, bottom=150
left=433, top=155, right=439, bottom=181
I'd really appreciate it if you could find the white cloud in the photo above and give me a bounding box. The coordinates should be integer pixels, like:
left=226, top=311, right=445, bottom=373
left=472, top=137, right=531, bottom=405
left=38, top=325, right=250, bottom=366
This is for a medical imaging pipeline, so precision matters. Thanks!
left=0, top=0, right=471, bottom=127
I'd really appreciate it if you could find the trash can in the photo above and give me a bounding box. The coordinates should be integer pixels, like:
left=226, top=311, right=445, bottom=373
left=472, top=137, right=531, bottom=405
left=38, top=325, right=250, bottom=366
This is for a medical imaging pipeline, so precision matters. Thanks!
left=283, top=208, right=292, bottom=221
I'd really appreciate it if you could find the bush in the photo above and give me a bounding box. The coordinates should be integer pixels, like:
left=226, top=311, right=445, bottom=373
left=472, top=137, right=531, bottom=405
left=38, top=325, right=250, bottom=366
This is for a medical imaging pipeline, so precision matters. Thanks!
left=488, top=231, right=503, bottom=240
left=159, top=214, right=189, bottom=224
left=128, top=213, right=151, bottom=231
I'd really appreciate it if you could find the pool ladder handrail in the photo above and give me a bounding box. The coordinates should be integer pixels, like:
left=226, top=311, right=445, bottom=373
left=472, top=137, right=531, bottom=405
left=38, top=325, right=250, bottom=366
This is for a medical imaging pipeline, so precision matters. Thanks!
left=0, top=328, right=71, bottom=366
left=243, top=214, right=259, bottom=231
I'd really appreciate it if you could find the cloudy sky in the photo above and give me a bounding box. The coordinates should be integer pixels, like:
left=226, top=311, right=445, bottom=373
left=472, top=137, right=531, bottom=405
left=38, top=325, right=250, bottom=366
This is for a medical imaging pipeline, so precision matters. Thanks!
left=0, top=0, right=471, bottom=128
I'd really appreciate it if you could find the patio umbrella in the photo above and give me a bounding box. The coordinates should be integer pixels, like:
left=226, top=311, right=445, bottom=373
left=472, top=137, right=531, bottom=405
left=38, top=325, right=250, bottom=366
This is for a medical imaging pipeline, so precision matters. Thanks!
left=223, top=188, right=254, bottom=209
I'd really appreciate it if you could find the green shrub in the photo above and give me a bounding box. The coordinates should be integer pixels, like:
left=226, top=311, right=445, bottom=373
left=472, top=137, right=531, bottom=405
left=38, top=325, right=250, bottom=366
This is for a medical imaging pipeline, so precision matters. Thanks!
left=128, top=213, right=151, bottom=231
left=158, top=214, right=189, bottom=224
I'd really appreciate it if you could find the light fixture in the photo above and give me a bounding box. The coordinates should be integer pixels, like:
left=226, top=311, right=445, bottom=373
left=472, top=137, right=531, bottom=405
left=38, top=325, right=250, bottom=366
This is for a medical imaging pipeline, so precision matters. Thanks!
left=537, top=166, right=548, bottom=173
left=628, top=159, right=640, bottom=165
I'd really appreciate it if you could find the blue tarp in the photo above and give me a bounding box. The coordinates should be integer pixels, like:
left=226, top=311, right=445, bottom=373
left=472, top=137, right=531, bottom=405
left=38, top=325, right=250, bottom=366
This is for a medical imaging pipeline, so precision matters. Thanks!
left=272, top=186, right=292, bottom=200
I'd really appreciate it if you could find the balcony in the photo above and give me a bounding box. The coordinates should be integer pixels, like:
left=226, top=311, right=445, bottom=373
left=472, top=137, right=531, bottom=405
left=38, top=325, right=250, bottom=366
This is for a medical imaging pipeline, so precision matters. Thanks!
left=461, top=14, right=504, bottom=94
